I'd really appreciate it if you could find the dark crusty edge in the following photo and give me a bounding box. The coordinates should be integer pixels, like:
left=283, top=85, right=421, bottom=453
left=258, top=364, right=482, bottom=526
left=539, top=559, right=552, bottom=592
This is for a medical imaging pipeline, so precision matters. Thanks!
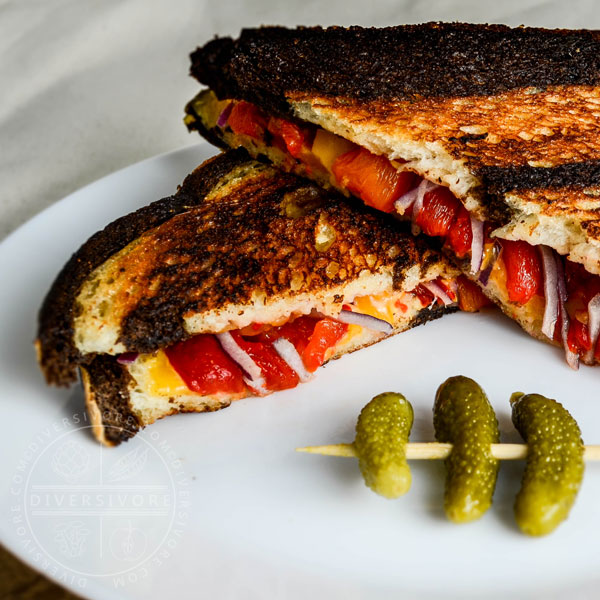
left=190, top=23, right=600, bottom=194
left=478, top=162, right=600, bottom=195
left=81, top=355, right=140, bottom=446
left=191, top=23, right=600, bottom=109
left=37, top=150, right=251, bottom=387
left=82, top=302, right=455, bottom=445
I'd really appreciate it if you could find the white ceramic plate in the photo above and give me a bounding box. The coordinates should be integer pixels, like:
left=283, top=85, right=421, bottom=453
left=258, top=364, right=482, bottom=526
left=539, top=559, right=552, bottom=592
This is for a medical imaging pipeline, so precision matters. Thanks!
left=1, top=143, right=599, bottom=600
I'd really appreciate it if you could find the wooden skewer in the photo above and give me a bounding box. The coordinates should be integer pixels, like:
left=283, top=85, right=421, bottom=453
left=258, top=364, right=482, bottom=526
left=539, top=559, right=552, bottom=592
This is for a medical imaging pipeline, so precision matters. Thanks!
left=296, top=442, right=600, bottom=461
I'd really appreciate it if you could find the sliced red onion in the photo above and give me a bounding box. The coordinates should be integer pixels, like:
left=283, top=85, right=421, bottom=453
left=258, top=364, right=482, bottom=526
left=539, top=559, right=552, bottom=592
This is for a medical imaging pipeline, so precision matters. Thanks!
left=556, top=255, right=567, bottom=304
left=584, top=293, right=600, bottom=364
left=411, top=180, right=438, bottom=235
left=540, top=245, right=559, bottom=340
left=335, top=309, right=393, bottom=334
left=394, top=184, right=420, bottom=214
left=117, top=352, right=139, bottom=365
left=272, top=338, right=314, bottom=382
left=469, top=217, right=484, bottom=275
left=478, top=242, right=500, bottom=286
left=216, top=331, right=269, bottom=395
left=555, top=258, right=579, bottom=370
left=446, top=278, right=458, bottom=301
left=422, top=281, right=455, bottom=306
left=216, top=102, right=233, bottom=128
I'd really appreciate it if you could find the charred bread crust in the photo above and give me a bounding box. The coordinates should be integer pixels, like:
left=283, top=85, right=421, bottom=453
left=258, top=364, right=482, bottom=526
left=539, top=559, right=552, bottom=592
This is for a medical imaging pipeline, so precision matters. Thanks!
left=37, top=150, right=252, bottom=386
left=190, top=23, right=600, bottom=114
left=409, top=302, right=458, bottom=330
left=478, top=162, right=600, bottom=195
left=191, top=25, right=600, bottom=193
left=80, top=355, right=140, bottom=445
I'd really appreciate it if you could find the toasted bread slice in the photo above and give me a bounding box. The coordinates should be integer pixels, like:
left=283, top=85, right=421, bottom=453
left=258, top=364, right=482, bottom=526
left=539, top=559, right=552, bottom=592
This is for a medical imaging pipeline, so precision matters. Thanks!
left=187, top=24, right=600, bottom=367
left=189, top=23, right=600, bottom=272
left=37, top=149, right=461, bottom=445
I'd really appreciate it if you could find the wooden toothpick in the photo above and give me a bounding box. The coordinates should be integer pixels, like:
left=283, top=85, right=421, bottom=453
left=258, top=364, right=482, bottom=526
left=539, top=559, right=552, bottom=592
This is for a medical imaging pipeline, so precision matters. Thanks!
left=296, top=442, right=600, bottom=461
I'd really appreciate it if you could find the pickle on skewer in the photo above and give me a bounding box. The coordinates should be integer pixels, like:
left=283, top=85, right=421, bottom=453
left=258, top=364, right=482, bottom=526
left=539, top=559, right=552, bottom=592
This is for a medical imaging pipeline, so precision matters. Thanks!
left=511, top=392, right=584, bottom=536
left=298, top=383, right=594, bottom=537
left=434, top=376, right=500, bottom=523
left=354, top=392, right=413, bottom=499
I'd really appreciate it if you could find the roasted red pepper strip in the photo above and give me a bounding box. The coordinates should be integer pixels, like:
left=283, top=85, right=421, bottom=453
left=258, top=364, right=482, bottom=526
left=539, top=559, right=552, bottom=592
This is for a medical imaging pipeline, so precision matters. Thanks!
left=415, top=187, right=461, bottom=238
left=456, top=276, right=493, bottom=312
left=565, top=260, right=600, bottom=307
left=262, top=315, right=347, bottom=372
left=302, top=319, right=348, bottom=372
left=446, top=205, right=473, bottom=258
left=413, top=284, right=436, bottom=306
left=260, top=315, right=319, bottom=356
left=230, top=331, right=299, bottom=391
left=332, top=147, right=417, bottom=213
left=165, top=334, right=246, bottom=395
left=499, top=240, right=543, bottom=305
left=267, top=117, right=312, bottom=158
left=227, top=101, right=267, bottom=139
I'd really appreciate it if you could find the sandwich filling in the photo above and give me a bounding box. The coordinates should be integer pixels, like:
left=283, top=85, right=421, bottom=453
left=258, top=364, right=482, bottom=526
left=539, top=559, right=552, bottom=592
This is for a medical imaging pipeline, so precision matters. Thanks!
left=119, top=281, right=466, bottom=408
left=188, top=92, right=600, bottom=368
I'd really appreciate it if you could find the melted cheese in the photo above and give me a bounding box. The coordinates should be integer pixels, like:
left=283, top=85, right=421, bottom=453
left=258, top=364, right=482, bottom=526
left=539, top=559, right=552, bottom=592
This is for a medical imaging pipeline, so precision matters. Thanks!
left=311, top=129, right=355, bottom=171
left=353, top=293, right=395, bottom=323
left=128, top=351, right=189, bottom=397
left=336, top=323, right=364, bottom=349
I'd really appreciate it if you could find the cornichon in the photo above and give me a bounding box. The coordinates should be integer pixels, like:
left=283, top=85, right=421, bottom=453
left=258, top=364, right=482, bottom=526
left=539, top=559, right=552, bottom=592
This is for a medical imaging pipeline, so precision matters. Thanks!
left=354, top=392, right=413, bottom=499
left=511, top=392, right=584, bottom=536
left=434, top=376, right=500, bottom=523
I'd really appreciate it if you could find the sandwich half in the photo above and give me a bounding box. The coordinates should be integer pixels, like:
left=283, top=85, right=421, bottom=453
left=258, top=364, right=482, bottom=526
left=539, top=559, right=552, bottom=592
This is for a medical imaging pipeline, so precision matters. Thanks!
left=185, top=23, right=600, bottom=368
left=37, top=149, right=470, bottom=446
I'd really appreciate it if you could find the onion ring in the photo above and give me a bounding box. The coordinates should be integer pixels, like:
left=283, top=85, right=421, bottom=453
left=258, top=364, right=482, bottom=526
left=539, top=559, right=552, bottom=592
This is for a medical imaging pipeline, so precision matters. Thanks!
left=411, top=180, right=438, bottom=236
left=422, top=281, right=454, bottom=306
left=216, top=102, right=233, bottom=128
left=555, top=258, right=579, bottom=370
